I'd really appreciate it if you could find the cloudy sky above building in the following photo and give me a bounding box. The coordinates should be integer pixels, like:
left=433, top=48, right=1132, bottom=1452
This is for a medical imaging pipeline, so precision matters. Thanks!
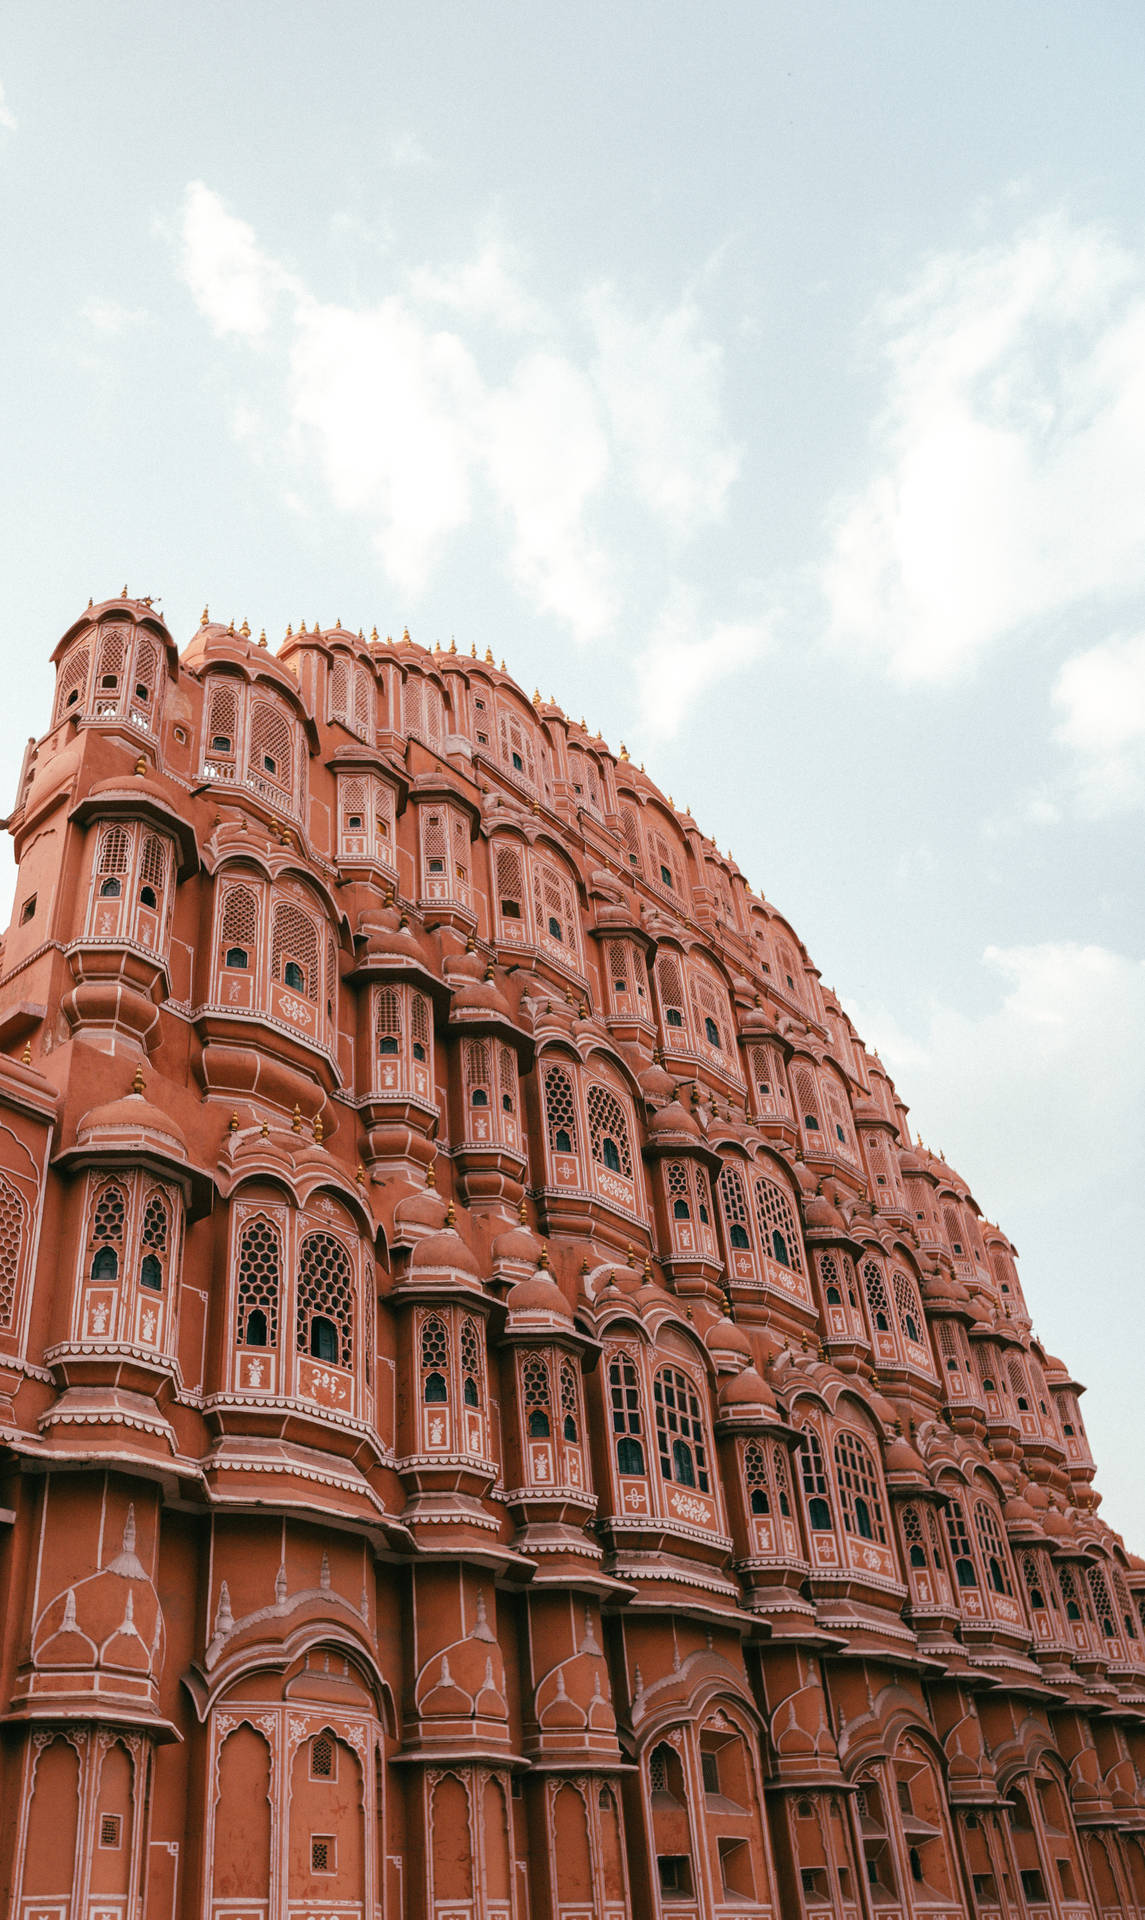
left=1, top=3, right=1143, bottom=1534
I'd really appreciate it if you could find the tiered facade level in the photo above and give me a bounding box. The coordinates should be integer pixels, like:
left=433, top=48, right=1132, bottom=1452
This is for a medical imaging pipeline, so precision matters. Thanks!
left=0, top=595, right=1142, bottom=1920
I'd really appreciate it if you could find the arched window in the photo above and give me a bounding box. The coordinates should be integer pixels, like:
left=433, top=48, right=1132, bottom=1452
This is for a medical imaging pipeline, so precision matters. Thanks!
left=861, top=1259, right=893, bottom=1334
left=91, top=1180, right=126, bottom=1251
left=745, top=1438, right=770, bottom=1515
left=1086, top=1563, right=1119, bottom=1641
left=411, top=993, right=431, bottom=1064
left=0, top=1173, right=25, bottom=1330
left=248, top=698, right=292, bottom=794
left=620, top=806, right=644, bottom=875
left=543, top=1062, right=579, bottom=1157
left=718, top=1164, right=753, bottom=1253
left=421, top=1314, right=449, bottom=1402
left=296, top=1232, right=354, bottom=1370
left=92, top=1246, right=118, bottom=1280
left=1058, top=1565, right=1085, bottom=1625
left=495, top=843, right=525, bottom=923
left=499, top=1047, right=517, bottom=1115
left=271, top=901, right=320, bottom=1003
left=901, top=1505, right=928, bottom=1570
left=973, top=1500, right=1013, bottom=1596
left=753, top=1177, right=803, bottom=1272
left=236, top=1218, right=280, bottom=1349
left=833, top=1431, right=887, bottom=1543
left=559, top=1359, right=580, bottom=1442
left=943, top=1498, right=978, bottom=1588
left=793, top=1065, right=822, bottom=1138
left=96, top=823, right=131, bottom=889
left=800, top=1429, right=833, bottom=1532
left=205, top=680, right=239, bottom=760
left=892, top=1269, right=927, bottom=1351
left=532, top=857, right=578, bottom=957
left=609, top=1353, right=645, bottom=1475
left=460, top=1315, right=483, bottom=1408
left=54, top=642, right=90, bottom=724
left=139, top=1189, right=169, bottom=1291
left=219, top=884, right=258, bottom=973
left=655, top=952, right=688, bottom=1036
left=586, top=1084, right=633, bottom=1179
left=465, top=1040, right=491, bottom=1111
left=654, top=1366, right=710, bottom=1491
left=376, top=987, right=401, bottom=1055
left=522, top=1353, right=552, bottom=1438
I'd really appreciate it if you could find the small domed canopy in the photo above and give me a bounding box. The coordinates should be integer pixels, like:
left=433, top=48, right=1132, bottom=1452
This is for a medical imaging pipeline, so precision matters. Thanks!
left=505, top=1271, right=573, bottom=1322
left=705, top=1318, right=753, bottom=1365
left=492, top=1220, right=543, bottom=1267
left=883, top=1434, right=927, bottom=1479
left=76, top=1089, right=188, bottom=1161
left=410, top=1225, right=482, bottom=1279
left=394, top=1181, right=448, bottom=1240
left=718, top=1365, right=777, bottom=1413
left=647, top=1097, right=703, bottom=1141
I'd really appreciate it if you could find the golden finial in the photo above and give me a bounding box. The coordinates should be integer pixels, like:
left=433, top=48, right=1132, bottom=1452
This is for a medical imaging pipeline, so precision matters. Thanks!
left=519, top=1196, right=528, bottom=1224
left=87, top=597, right=93, bottom=609
left=240, top=618, right=250, bottom=638
left=426, top=1163, right=436, bottom=1188
left=449, top=636, right=457, bottom=653
left=532, top=687, right=541, bottom=705
left=285, top=623, right=292, bottom=638
left=132, top=1065, right=145, bottom=1095
left=538, top=1243, right=549, bottom=1269
left=402, top=625, right=411, bottom=643
left=640, top=762, right=645, bottom=772
left=578, top=1002, right=588, bottom=1018
left=445, top=1200, right=456, bottom=1226
left=466, top=932, right=476, bottom=953
left=201, top=605, right=209, bottom=625
left=619, top=743, right=629, bottom=761
left=358, top=628, right=364, bottom=640
left=299, top=619, right=307, bottom=634
left=669, top=794, right=674, bottom=807
left=258, top=629, right=267, bottom=648
left=484, top=647, right=494, bottom=664
left=261, top=1117, right=270, bottom=1138
left=398, top=910, right=409, bottom=930
left=643, top=1255, right=652, bottom=1280
left=371, top=625, right=379, bottom=643
left=484, top=960, right=495, bottom=982
left=313, top=1111, right=324, bottom=1143
left=122, top=583, right=128, bottom=598
left=335, top=616, right=342, bottom=629
left=470, top=642, right=477, bottom=657
left=500, top=659, right=506, bottom=671
left=228, top=1110, right=240, bottom=1132
left=134, top=756, right=147, bottom=775
left=291, top=1103, right=302, bottom=1134
left=356, top=1162, right=366, bottom=1183
left=626, top=1242, right=635, bottom=1265
left=385, top=633, right=393, bottom=645
left=580, top=1256, right=590, bottom=1276
left=20, top=1042, right=31, bottom=1066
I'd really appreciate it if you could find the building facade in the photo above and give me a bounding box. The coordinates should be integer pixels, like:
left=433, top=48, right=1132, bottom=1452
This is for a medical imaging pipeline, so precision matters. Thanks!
left=0, top=594, right=1142, bottom=1920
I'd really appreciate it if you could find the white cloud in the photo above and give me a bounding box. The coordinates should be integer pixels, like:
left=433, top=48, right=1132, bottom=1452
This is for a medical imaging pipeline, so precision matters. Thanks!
left=825, top=211, right=1145, bottom=682
left=848, top=939, right=1145, bottom=1209
left=81, top=298, right=149, bottom=334
left=179, top=181, right=293, bottom=339
left=587, top=286, right=741, bottom=534
left=632, top=587, right=770, bottom=740
left=0, top=79, right=15, bottom=132
left=176, top=183, right=743, bottom=655
left=1052, top=631, right=1145, bottom=814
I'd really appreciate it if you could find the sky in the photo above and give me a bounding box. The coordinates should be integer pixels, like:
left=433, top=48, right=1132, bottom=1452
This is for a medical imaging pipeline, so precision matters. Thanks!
left=1, top=2, right=1143, bottom=1539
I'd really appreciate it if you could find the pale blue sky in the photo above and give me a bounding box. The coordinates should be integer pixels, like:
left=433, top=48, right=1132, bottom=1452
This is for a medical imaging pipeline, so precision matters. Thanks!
left=2, top=3, right=1143, bottom=1537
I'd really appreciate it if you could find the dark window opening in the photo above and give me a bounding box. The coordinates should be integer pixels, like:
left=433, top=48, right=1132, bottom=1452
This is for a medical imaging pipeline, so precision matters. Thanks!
left=808, top=1497, right=832, bottom=1531
left=424, top=1371, right=447, bottom=1403
left=547, top=915, right=562, bottom=940
left=528, top=1408, right=550, bottom=1437
left=673, top=1197, right=690, bottom=1220
left=665, top=1006, right=683, bottom=1027
left=309, top=1315, right=338, bottom=1364
left=378, top=1035, right=399, bottom=1054
left=554, top=1127, right=572, bottom=1153
left=283, top=961, right=305, bottom=990
left=501, top=1092, right=513, bottom=1111
left=225, top=946, right=249, bottom=969
left=140, top=1253, right=163, bottom=1291
left=245, top=1307, right=268, bottom=1347
left=563, top=1413, right=577, bottom=1441
left=92, top=1246, right=118, bottom=1280
left=471, top=1087, right=488, bottom=1106
left=412, top=1041, right=426, bottom=1061
left=909, top=1543, right=927, bottom=1568
left=463, top=1375, right=479, bottom=1407
left=100, top=673, right=118, bottom=689
left=211, top=734, right=232, bottom=753
left=804, top=1113, right=819, bottom=1130
left=660, top=865, right=672, bottom=887
left=730, top=1224, right=749, bottom=1249
left=602, top=1137, right=621, bottom=1172
left=956, top=1557, right=978, bottom=1588
left=262, top=754, right=277, bottom=775
left=19, top=895, right=35, bottom=923
left=428, top=857, right=445, bottom=873
left=140, top=885, right=157, bottom=908
left=836, top=1123, right=846, bottom=1142
left=617, top=1436, right=645, bottom=1475
left=771, top=1229, right=790, bottom=1266
left=855, top=1496, right=874, bottom=1540
left=704, top=1016, right=721, bottom=1048
left=500, top=897, right=521, bottom=918
left=99, top=877, right=121, bottom=898
left=511, top=751, right=523, bottom=771
left=671, top=1438, right=696, bottom=1486
left=657, top=1856, right=691, bottom=1895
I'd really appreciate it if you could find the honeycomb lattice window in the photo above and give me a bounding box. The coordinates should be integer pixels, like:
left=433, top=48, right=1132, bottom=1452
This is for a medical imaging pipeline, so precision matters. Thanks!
left=793, top=1065, right=821, bottom=1135
left=271, top=901, right=320, bottom=1001
left=205, top=682, right=239, bottom=756
left=748, top=1042, right=787, bottom=1112
left=718, top=1164, right=753, bottom=1251
left=974, top=1500, right=1013, bottom=1595
left=543, top=1064, right=578, bottom=1155
left=220, top=884, right=258, bottom=957
left=376, top=986, right=402, bottom=1052
left=654, top=1365, right=710, bottom=1492
left=139, top=833, right=168, bottom=897
left=586, top=1084, right=632, bottom=1179
left=666, top=1161, right=689, bottom=1210
left=420, top=1313, right=448, bottom=1375
left=141, top=1189, right=169, bottom=1252
left=495, top=844, right=525, bottom=918
left=464, top=1039, right=490, bottom=1105
left=744, top=1437, right=770, bottom=1513
left=248, top=699, right=292, bottom=793
left=522, top=1353, right=552, bottom=1436
left=97, top=824, right=132, bottom=877
left=656, top=952, right=687, bottom=1031
left=892, top=1270, right=927, bottom=1351
left=460, top=1315, right=483, bottom=1406
left=92, top=1181, right=127, bottom=1243
left=296, top=1232, right=354, bottom=1368
left=861, top=1259, right=892, bottom=1334
left=131, top=636, right=158, bottom=708
left=771, top=1444, right=792, bottom=1514
left=559, top=1359, right=580, bottom=1440
left=901, top=1503, right=925, bottom=1565
left=236, top=1217, right=280, bottom=1348
left=833, top=1431, right=887, bottom=1543
left=753, top=1178, right=803, bottom=1273
left=532, top=858, right=577, bottom=952
left=0, top=1174, right=24, bottom=1328
left=54, top=643, right=90, bottom=723
left=96, top=626, right=126, bottom=688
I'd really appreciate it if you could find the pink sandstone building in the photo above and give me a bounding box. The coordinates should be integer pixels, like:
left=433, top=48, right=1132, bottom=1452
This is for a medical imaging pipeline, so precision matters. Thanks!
left=0, top=594, right=1142, bottom=1920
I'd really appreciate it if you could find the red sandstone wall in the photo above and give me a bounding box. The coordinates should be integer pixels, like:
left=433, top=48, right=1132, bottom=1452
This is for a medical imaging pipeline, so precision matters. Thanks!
left=0, top=597, right=1141, bottom=1920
